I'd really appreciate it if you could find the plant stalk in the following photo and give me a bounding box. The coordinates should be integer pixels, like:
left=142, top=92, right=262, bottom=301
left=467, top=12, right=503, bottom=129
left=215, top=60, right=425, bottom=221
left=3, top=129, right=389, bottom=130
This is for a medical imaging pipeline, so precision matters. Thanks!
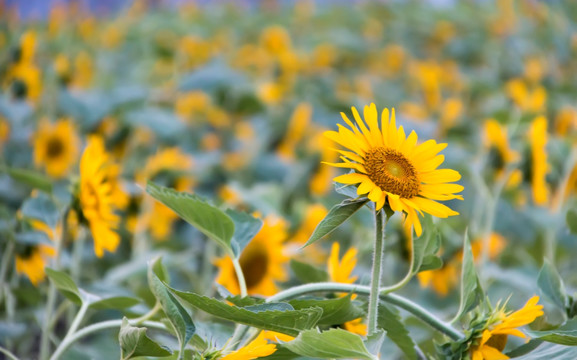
left=367, top=210, right=385, bottom=335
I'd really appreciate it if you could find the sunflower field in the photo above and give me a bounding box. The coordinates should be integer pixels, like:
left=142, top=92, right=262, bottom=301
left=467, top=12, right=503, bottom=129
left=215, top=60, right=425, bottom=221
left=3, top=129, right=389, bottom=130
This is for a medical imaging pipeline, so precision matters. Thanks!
left=1, top=0, right=577, bottom=359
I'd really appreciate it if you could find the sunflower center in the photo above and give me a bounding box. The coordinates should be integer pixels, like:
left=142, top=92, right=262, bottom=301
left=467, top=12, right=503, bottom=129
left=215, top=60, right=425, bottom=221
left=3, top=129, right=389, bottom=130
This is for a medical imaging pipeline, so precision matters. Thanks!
left=46, top=136, right=65, bottom=158
left=485, top=334, right=508, bottom=352
left=364, top=147, right=420, bottom=198
left=239, top=245, right=269, bottom=289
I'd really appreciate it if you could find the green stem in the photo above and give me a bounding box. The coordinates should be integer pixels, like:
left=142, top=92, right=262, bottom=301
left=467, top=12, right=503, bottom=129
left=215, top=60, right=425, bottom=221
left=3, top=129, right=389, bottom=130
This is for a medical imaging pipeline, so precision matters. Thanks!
left=0, top=239, right=15, bottom=303
left=63, top=301, right=89, bottom=340
left=367, top=210, right=385, bottom=335
left=49, top=320, right=168, bottom=360
left=231, top=257, right=248, bottom=297
left=40, top=207, right=69, bottom=360
left=267, top=282, right=463, bottom=341
left=0, top=346, right=19, bottom=360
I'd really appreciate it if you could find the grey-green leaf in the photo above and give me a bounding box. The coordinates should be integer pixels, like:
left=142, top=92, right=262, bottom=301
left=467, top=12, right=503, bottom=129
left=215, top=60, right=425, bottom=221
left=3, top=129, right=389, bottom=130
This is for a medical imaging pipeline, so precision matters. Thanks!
left=289, top=294, right=365, bottom=326
left=0, top=166, right=53, bottom=193
left=90, top=296, right=141, bottom=310
left=45, top=268, right=82, bottom=304
left=411, top=216, right=441, bottom=274
left=148, top=259, right=195, bottom=355
left=525, top=329, right=577, bottom=346
left=226, top=209, right=263, bottom=258
left=290, top=259, right=329, bottom=283
left=119, top=318, right=172, bottom=359
left=284, top=328, right=377, bottom=360
left=452, top=233, right=484, bottom=321
left=169, top=289, right=322, bottom=337
left=377, top=303, right=417, bottom=360
left=303, top=197, right=369, bottom=248
left=20, top=193, right=59, bottom=228
left=146, top=182, right=235, bottom=254
left=537, top=259, right=567, bottom=311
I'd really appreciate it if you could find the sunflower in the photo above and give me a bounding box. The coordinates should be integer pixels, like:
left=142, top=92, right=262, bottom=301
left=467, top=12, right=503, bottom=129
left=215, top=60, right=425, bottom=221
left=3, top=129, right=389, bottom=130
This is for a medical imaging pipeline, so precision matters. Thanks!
left=219, top=331, right=277, bottom=360
left=79, top=136, right=122, bottom=257
left=15, top=245, right=55, bottom=286
left=324, top=104, right=463, bottom=236
left=470, top=296, right=543, bottom=360
left=215, top=215, right=289, bottom=296
left=277, top=102, right=312, bottom=160
left=528, top=116, right=549, bottom=206
left=33, top=118, right=80, bottom=179
left=327, top=242, right=367, bottom=336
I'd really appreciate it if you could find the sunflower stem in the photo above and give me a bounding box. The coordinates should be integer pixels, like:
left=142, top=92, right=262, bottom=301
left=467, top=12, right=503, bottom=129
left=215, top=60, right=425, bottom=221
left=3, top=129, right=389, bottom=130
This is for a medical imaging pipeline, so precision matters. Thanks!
left=0, top=346, right=19, bottom=360
left=231, top=257, right=248, bottom=297
left=367, top=210, right=386, bottom=335
left=40, top=207, right=69, bottom=360
left=266, top=282, right=463, bottom=341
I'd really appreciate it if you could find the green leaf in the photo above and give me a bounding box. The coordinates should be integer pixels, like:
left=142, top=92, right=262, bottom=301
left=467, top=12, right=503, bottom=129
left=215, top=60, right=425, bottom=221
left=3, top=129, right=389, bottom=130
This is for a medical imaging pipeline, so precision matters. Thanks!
left=244, top=303, right=295, bottom=312
left=0, top=166, right=52, bottom=193
left=146, top=182, right=235, bottom=254
left=225, top=209, right=263, bottom=258
left=119, top=318, right=172, bottom=359
left=45, top=268, right=82, bottom=304
left=512, top=341, right=577, bottom=359
left=288, top=294, right=365, bottom=326
left=364, top=330, right=386, bottom=357
left=525, top=329, right=577, bottom=346
left=148, top=259, right=195, bottom=356
left=284, top=328, right=377, bottom=360
left=225, top=295, right=265, bottom=307
left=290, top=259, right=329, bottom=283
left=90, top=296, right=141, bottom=310
left=411, top=216, right=441, bottom=274
left=303, top=197, right=369, bottom=248
left=452, top=233, right=484, bottom=321
left=537, top=259, right=567, bottom=311
left=377, top=303, right=417, bottom=360
left=567, top=209, right=577, bottom=234
left=170, top=289, right=322, bottom=336
left=20, top=193, right=59, bottom=228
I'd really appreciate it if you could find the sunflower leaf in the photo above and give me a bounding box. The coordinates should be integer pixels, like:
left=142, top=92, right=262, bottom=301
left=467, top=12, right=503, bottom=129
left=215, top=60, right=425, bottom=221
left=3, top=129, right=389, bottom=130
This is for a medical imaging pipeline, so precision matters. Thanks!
left=146, top=182, right=235, bottom=254
left=452, top=233, right=484, bottom=322
left=148, top=258, right=195, bottom=356
left=45, top=268, right=82, bottom=305
left=169, top=288, right=322, bottom=336
left=303, top=197, right=369, bottom=248
left=226, top=209, right=263, bottom=258
left=20, top=193, right=59, bottom=228
left=411, top=215, right=441, bottom=274
left=537, top=259, right=567, bottom=311
left=0, top=166, right=52, bottom=193
left=283, top=328, right=377, bottom=360
left=524, top=329, right=577, bottom=346
left=119, top=318, right=172, bottom=360
left=377, top=302, right=418, bottom=360
left=290, top=259, right=329, bottom=283
left=288, top=294, right=365, bottom=326
left=567, top=209, right=577, bottom=234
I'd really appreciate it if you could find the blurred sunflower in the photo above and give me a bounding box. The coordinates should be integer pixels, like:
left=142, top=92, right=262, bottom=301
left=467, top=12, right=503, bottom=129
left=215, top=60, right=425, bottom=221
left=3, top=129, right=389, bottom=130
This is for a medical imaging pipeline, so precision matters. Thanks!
left=15, top=245, right=56, bottom=286
left=528, top=116, right=549, bottom=205
left=218, top=331, right=277, bottom=360
left=79, top=136, right=121, bottom=257
left=327, top=242, right=367, bottom=336
left=215, top=215, right=289, bottom=296
left=33, top=118, right=80, bottom=178
left=324, top=104, right=463, bottom=236
left=471, top=296, right=543, bottom=360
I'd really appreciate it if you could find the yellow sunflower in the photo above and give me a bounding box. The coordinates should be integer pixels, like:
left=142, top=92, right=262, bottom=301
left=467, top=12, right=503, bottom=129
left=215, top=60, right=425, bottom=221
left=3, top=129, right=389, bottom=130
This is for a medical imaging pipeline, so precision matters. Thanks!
left=15, top=245, right=55, bottom=286
left=79, top=136, right=121, bottom=257
left=215, top=215, right=289, bottom=296
left=471, top=296, right=543, bottom=360
left=219, top=331, right=277, bottom=360
left=327, top=242, right=367, bottom=336
left=528, top=116, right=549, bottom=206
left=33, top=118, right=80, bottom=179
left=324, top=104, right=463, bottom=236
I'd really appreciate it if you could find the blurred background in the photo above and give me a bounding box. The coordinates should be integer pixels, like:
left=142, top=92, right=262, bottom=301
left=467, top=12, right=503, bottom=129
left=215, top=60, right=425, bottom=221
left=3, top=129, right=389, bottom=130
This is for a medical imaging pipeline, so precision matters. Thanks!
left=1, top=0, right=577, bottom=358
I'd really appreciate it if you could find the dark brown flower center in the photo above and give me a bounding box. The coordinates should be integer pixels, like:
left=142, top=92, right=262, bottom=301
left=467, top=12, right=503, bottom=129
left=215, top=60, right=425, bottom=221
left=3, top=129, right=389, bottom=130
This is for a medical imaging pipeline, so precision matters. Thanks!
left=364, top=147, right=420, bottom=198
left=239, top=245, right=269, bottom=289
left=46, top=136, right=65, bottom=158
left=486, top=334, right=508, bottom=351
